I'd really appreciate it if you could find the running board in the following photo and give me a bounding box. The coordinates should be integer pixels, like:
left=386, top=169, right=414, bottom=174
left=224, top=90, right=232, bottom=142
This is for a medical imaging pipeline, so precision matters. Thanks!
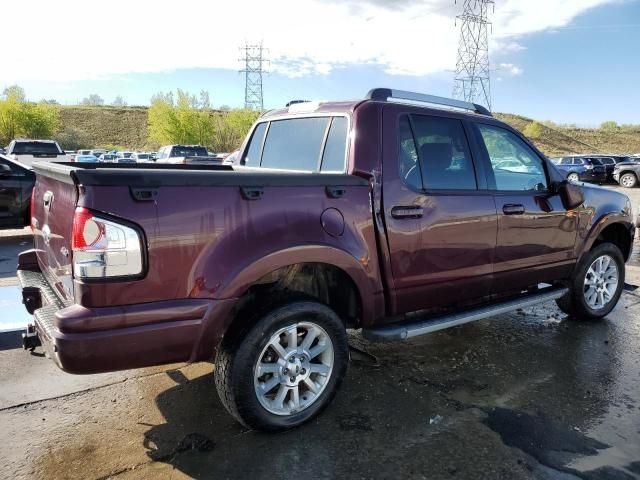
left=362, top=287, right=568, bottom=342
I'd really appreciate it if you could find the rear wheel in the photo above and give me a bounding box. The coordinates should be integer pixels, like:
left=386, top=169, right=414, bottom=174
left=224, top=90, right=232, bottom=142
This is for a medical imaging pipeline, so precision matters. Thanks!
left=556, top=243, right=625, bottom=320
left=619, top=172, right=637, bottom=188
left=214, top=300, right=348, bottom=431
left=567, top=172, right=580, bottom=183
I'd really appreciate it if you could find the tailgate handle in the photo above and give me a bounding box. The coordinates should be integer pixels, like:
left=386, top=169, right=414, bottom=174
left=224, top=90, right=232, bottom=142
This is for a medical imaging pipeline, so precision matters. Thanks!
left=240, top=187, right=264, bottom=201
left=130, top=187, right=158, bottom=201
left=43, top=191, right=53, bottom=211
left=326, top=186, right=346, bottom=198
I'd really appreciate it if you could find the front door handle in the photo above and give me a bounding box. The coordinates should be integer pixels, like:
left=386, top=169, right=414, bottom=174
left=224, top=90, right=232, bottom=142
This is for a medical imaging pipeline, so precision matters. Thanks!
left=503, top=204, right=525, bottom=215
left=391, top=206, right=424, bottom=219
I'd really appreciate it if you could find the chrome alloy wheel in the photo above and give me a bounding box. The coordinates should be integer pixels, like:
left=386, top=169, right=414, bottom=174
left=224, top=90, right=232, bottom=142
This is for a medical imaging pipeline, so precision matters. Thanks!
left=254, top=322, right=334, bottom=416
left=620, top=173, right=636, bottom=188
left=583, top=254, right=619, bottom=310
left=568, top=172, right=580, bottom=183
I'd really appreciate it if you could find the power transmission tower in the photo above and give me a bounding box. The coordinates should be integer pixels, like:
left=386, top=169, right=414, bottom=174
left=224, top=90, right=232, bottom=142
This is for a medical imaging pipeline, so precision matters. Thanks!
left=240, top=42, right=268, bottom=110
left=452, top=0, right=494, bottom=110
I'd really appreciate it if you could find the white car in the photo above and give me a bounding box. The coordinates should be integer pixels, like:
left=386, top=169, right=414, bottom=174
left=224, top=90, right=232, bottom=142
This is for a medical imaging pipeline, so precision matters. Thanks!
left=6, top=139, right=70, bottom=166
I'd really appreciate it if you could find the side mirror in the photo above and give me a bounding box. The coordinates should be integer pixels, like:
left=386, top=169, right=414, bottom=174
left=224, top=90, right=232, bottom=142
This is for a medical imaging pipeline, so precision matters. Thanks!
left=0, top=164, right=12, bottom=176
left=555, top=180, right=584, bottom=210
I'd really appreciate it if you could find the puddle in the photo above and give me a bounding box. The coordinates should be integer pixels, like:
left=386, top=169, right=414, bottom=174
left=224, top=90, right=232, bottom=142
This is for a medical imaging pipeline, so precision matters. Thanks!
left=0, top=285, right=30, bottom=332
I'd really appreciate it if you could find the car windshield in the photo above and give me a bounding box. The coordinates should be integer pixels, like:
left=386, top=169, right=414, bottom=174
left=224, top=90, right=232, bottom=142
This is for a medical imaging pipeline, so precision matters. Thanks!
left=12, top=142, right=62, bottom=155
left=172, top=146, right=208, bottom=157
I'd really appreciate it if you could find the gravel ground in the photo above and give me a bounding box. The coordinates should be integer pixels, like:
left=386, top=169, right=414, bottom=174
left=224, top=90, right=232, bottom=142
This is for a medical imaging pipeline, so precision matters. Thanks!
left=0, top=186, right=639, bottom=480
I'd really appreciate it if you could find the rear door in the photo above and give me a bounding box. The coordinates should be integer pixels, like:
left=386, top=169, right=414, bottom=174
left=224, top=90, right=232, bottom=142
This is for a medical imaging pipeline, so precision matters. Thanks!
left=473, top=122, right=578, bottom=292
left=382, top=106, right=497, bottom=314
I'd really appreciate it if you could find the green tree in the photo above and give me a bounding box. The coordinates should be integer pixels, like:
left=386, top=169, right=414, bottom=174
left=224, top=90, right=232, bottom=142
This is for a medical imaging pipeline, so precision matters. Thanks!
left=112, top=96, right=127, bottom=107
left=20, top=102, right=59, bottom=139
left=54, top=127, right=92, bottom=150
left=600, top=121, right=618, bottom=131
left=523, top=121, right=543, bottom=139
left=2, top=85, right=26, bottom=102
left=81, top=94, right=104, bottom=106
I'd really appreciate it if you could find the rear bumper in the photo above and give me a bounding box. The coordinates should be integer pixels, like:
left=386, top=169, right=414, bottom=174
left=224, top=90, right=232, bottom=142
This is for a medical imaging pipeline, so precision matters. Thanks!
left=17, top=250, right=237, bottom=374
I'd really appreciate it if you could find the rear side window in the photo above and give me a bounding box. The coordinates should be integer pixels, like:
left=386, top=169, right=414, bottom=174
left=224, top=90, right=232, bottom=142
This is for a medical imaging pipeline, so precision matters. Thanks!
left=243, top=116, right=348, bottom=172
left=402, top=114, right=477, bottom=190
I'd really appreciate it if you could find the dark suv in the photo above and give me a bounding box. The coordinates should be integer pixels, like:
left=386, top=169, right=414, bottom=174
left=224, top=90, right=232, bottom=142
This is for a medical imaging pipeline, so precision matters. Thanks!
left=551, top=156, right=607, bottom=183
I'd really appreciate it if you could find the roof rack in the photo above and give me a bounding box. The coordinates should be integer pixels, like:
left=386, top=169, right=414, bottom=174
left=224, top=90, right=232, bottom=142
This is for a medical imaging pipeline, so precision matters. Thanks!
left=366, top=88, right=492, bottom=117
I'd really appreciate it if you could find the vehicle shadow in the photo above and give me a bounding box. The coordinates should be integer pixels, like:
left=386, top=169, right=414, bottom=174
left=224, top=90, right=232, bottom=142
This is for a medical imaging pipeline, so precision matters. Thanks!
left=142, top=308, right=625, bottom=479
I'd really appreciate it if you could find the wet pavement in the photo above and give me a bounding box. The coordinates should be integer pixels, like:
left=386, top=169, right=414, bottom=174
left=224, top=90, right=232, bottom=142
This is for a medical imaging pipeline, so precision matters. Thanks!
left=0, top=189, right=639, bottom=479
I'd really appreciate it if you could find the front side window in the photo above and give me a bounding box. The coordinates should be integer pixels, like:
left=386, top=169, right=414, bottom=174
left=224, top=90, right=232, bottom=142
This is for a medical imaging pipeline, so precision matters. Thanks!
left=410, top=114, right=477, bottom=190
left=243, top=116, right=348, bottom=172
left=477, top=124, right=548, bottom=192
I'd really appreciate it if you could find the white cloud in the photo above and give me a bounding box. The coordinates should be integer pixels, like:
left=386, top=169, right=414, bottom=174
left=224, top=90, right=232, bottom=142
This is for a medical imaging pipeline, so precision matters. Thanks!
left=499, top=63, right=524, bottom=76
left=0, top=0, right=617, bottom=84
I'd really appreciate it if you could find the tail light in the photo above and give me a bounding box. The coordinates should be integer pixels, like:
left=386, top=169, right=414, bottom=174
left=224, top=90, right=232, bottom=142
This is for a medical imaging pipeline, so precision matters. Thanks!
left=71, top=207, right=144, bottom=279
left=29, top=188, right=36, bottom=231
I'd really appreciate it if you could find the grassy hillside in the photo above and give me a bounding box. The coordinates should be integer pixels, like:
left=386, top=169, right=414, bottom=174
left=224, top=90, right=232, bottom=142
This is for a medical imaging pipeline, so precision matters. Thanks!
left=56, top=105, right=640, bottom=156
left=58, top=106, right=149, bottom=150
left=495, top=113, right=640, bottom=156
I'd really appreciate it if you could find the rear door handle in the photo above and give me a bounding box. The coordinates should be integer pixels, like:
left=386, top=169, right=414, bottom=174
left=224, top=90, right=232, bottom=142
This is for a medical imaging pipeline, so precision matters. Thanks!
left=391, top=206, right=424, bottom=219
left=502, top=204, right=525, bottom=215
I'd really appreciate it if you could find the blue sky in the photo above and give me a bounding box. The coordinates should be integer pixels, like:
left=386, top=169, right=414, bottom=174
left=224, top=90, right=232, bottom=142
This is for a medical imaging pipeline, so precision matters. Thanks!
left=4, top=0, right=639, bottom=126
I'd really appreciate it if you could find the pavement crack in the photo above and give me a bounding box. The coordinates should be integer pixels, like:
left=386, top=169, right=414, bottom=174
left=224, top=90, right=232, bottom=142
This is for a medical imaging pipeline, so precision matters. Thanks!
left=0, top=367, right=186, bottom=413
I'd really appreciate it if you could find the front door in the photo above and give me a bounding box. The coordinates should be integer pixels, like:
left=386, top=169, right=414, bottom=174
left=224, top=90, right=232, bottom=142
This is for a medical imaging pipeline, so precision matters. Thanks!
left=473, top=122, right=578, bottom=292
left=382, top=107, right=498, bottom=315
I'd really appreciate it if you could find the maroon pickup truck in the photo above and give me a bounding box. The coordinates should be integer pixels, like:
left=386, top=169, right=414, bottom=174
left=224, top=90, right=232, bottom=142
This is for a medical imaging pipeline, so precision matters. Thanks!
left=18, top=89, right=635, bottom=431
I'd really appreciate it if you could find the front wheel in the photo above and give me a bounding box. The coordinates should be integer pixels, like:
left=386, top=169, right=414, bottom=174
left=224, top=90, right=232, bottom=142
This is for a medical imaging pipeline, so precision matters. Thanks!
left=556, top=243, right=625, bottom=320
left=214, top=300, right=349, bottom=431
left=619, top=172, right=637, bottom=188
left=567, top=172, right=580, bottom=183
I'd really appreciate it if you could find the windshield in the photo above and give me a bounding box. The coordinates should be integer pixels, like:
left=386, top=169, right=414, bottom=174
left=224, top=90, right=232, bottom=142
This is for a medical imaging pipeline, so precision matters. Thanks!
left=171, top=146, right=208, bottom=157
left=12, top=142, right=62, bottom=155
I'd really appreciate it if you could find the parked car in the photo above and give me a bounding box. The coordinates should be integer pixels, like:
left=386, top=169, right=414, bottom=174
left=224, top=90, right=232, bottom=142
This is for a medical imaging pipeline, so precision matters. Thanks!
left=6, top=139, right=69, bottom=166
left=74, top=155, right=99, bottom=163
left=551, top=156, right=607, bottom=183
left=18, top=89, right=635, bottom=431
left=130, top=152, right=152, bottom=162
left=116, top=151, right=134, bottom=159
left=155, top=144, right=222, bottom=165
left=0, top=154, right=35, bottom=229
left=77, top=150, right=92, bottom=156
left=98, top=153, right=118, bottom=163
left=613, top=161, right=640, bottom=188
left=89, top=149, right=107, bottom=159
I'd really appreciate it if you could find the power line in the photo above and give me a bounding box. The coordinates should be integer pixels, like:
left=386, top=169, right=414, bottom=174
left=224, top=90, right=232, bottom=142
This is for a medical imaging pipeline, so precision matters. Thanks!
left=239, top=42, right=268, bottom=111
left=452, top=0, right=494, bottom=111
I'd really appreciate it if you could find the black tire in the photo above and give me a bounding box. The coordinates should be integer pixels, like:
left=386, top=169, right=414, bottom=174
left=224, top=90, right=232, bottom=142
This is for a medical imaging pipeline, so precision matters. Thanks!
left=619, top=172, right=637, bottom=188
left=556, top=242, right=625, bottom=320
left=214, top=300, right=349, bottom=431
left=567, top=172, right=580, bottom=183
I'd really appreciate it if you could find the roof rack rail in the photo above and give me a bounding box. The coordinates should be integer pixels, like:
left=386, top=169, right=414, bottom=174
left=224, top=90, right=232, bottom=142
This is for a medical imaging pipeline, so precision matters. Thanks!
left=366, top=88, right=492, bottom=116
